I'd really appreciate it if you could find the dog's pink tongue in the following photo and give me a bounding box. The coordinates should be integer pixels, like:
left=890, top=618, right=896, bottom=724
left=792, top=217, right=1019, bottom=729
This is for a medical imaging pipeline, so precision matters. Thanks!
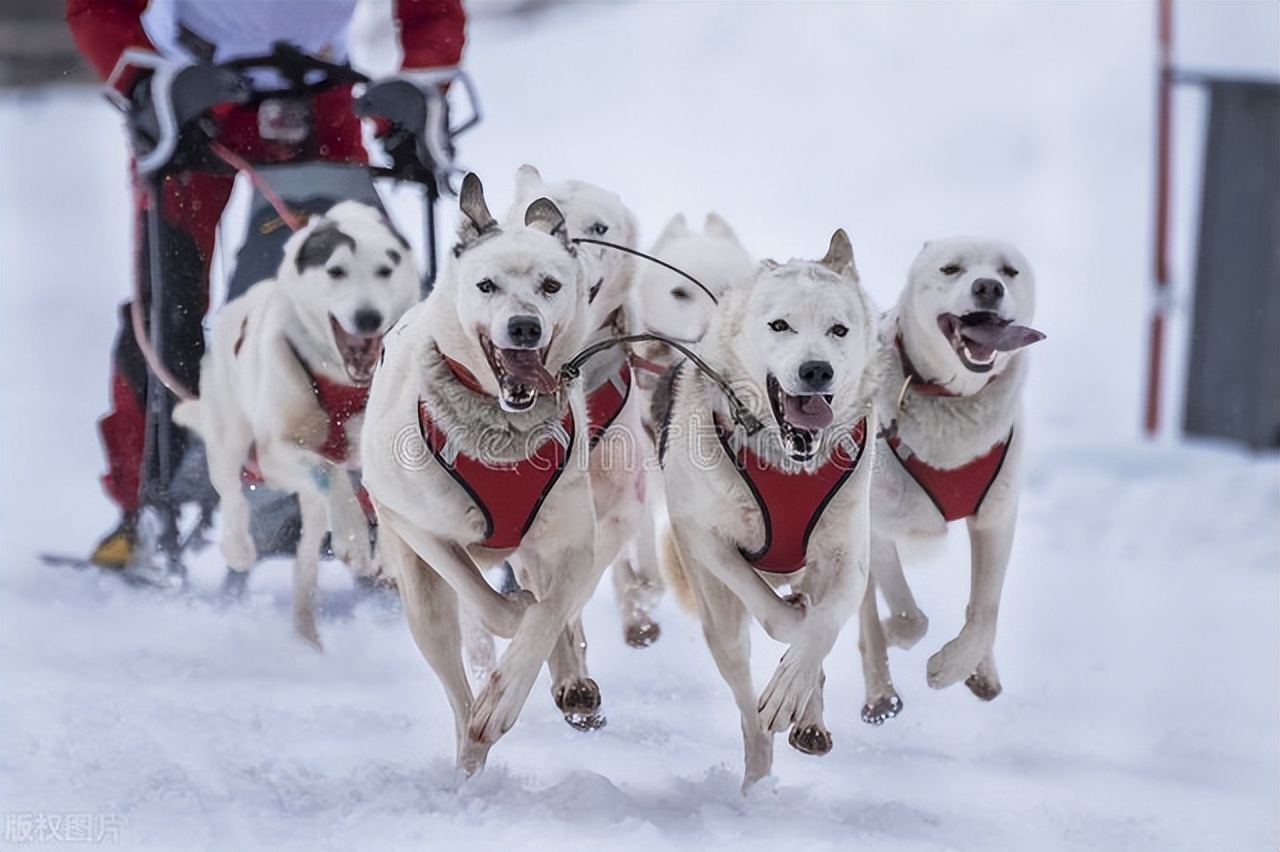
left=784, top=393, right=834, bottom=431
left=960, top=321, right=1046, bottom=353
left=500, top=349, right=558, bottom=395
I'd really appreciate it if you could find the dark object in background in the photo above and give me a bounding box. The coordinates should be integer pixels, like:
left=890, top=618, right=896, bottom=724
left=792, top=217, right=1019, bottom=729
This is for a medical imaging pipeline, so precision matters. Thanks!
left=1184, top=80, right=1280, bottom=451
left=0, top=0, right=93, bottom=87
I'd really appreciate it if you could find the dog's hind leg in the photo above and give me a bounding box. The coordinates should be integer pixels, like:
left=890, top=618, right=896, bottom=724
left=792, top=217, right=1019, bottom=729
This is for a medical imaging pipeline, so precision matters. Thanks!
left=871, top=534, right=928, bottom=650
left=858, top=574, right=903, bottom=725
left=611, top=503, right=664, bottom=648
left=547, top=616, right=605, bottom=730
left=381, top=517, right=484, bottom=774
left=323, top=469, right=373, bottom=578
left=927, top=514, right=1015, bottom=697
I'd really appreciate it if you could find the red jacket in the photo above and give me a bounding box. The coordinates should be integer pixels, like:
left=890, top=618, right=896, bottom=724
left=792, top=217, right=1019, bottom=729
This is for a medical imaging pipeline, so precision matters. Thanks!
left=66, top=0, right=466, bottom=81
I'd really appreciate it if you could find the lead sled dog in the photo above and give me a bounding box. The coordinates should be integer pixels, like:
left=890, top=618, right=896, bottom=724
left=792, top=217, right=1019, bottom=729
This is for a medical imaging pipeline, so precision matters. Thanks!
left=660, top=229, right=879, bottom=790
left=857, top=236, right=1045, bottom=724
left=361, top=173, right=601, bottom=774
left=175, top=201, right=420, bottom=647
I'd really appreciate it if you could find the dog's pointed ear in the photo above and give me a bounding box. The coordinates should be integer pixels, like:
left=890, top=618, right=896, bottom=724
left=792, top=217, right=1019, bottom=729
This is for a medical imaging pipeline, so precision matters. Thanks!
left=454, top=172, right=500, bottom=256
left=704, top=212, right=740, bottom=244
left=759, top=258, right=780, bottom=272
left=820, top=229, right=858, bottom=279
left=525, top=197, right=576, bottom=256
left=514, top=164, right=543, bottom=200
left=654, top=213, right=688, bottom=248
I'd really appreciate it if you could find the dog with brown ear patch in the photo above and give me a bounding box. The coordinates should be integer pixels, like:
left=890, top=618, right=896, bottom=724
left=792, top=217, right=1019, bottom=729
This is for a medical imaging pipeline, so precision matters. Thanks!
left=175, top=201, right=419, bottom=648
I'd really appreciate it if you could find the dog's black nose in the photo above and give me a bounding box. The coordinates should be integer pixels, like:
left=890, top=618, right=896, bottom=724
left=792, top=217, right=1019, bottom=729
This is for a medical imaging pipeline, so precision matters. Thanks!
left=972, top=277, right=1005, bottom=308
left=798, top=360, right=834, bottom=391
left=353, top=308, right=384, bottom=335
left=507, top=315, right=542, bottom=348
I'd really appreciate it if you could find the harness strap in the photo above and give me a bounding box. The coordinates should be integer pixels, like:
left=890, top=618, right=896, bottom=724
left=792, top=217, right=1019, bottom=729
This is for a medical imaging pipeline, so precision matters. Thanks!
left=716, top=416, right=867, bottom=574
left=287, top=342, right=370, bottom=464
left=885, top=427, right=1012, bottom=522
left=417, top=399, right=575, bottom=550
left=585, top=356, right=633, bottom=449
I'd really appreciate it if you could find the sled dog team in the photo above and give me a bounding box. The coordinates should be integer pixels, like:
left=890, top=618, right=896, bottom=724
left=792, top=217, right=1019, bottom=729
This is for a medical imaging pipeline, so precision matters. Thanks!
left=180, top=165, right=1044, bottom=790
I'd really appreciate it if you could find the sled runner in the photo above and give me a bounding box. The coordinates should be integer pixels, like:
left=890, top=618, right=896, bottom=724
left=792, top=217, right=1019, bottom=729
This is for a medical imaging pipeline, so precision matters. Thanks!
left=95, top=43, right=480, bottom=581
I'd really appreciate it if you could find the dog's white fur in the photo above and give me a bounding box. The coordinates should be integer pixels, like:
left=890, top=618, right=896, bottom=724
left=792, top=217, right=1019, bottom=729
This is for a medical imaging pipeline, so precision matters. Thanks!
left=505, top=166, right=653, bottom=657
left=633, top=212, right=755, bottom=351
left=858, top=236, right=1041, bottom=724
left=175, top=201, right=419, bottom=647
left=361, top=174, right=601, bottom=775
left=661, top=230, right=878, bottom=790
left=618, top=212, right=757, bottom=646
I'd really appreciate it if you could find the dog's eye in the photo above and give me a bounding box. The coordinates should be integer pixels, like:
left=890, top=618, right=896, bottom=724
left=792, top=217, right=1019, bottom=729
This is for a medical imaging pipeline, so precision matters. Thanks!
left=768, top=319, right=792, bottom=333
left=476, top=278, right=497, bottom=294
left=587, top=222, right=609, bottom=237
left=829, top=323, right=849, bottom=338
left=540, top=278, right=562, bottom=295
left=327, top=266, right=348, bottom=280
left=1000, top=264, right=1019, bottom=279
left=376, top=266, right=393, bottom=279
left=939, top=264, right=962, bottom=276
left=671, top=287, right=691, bottom=302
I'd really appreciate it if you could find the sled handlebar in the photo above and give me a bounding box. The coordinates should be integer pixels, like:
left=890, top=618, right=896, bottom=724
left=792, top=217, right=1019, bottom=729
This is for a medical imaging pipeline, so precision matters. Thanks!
left=108, top=43, right=481, bottom=189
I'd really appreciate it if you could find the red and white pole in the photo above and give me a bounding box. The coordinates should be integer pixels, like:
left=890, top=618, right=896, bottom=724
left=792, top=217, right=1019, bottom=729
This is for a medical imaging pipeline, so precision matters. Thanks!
left=1144, top=0, right=1174, bottom=437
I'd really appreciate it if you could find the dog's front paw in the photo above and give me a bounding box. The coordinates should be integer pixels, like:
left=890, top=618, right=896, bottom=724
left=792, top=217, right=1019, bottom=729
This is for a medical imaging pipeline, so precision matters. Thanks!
left=964, top=656, right=1002, bottom=701
left=624, top=617, right=661, bottom=649
left=469, top=668, right=530, bottom=745
left=882, top=608, right=928, bottom=650
left=927, top=630, right=987, bottom=690
left=860, top=692, right=904, bottom=726
left=553, top=677, right=606, bottom=731
left=788, top=723, right=832, bottom=756
left=757, top=651, right=818, bottom=734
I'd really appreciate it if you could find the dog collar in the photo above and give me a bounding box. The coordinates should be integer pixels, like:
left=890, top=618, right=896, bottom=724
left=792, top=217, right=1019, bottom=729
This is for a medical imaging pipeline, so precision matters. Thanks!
left=439, top=349, right=493, bottom=397
left=715, top=415, right=866, bottom=574
left=417, top=398, right=575, bottom=550
left=883, top=425, right=1012, bottom=522
left=895, top=332, right=964, bottom=399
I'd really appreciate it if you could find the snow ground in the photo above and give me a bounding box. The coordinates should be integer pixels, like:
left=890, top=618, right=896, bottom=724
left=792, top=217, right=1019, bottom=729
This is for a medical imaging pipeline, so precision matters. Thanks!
left=1, top=2, right=1277, bottom=849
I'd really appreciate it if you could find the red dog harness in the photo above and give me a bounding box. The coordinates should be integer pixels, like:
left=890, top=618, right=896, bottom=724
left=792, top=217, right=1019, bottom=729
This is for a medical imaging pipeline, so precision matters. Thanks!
left=585, top=356, right=633, bottom=449
left=418, top=354, right=575, bottom=550
left=716, top=417, right=867, bottom=574
left=889, top=332, right=1011, bottom=522
left=885, top=428, right=1012, bottom=522
left=238, top=339, right=370, bottom=488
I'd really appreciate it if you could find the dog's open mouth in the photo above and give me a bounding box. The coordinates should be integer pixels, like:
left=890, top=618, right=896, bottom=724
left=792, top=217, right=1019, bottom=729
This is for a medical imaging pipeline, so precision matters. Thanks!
left=937, top=311, right=1045, bottom=373
left=480, top=333, right=558, bottom=413
left=329, top=315, right=382, bottom=385
left=767, top=373, right=832, bottom=462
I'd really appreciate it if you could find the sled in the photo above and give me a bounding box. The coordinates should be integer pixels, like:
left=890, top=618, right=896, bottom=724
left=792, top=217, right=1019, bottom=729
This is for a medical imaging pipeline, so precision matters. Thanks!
left=100, top=43, right=481, bottom=579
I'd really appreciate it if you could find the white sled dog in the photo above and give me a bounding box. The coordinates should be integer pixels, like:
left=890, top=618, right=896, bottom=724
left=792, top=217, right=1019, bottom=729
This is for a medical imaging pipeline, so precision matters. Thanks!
left=857, top=236, right=1045, bottom=725
left=174, top=201, right=420, bottom=647
left=621, top=212, right=757, bottom=646
left=361, top=173, right=599, bottom=775
left=660, top=230, right=879, bottom=790
left=505, top=166, right=652, bottom=660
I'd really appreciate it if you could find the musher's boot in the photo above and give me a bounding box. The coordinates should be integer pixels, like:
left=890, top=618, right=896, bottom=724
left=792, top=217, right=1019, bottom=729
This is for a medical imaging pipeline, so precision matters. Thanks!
left=89, top=513, right=139, bottom=568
